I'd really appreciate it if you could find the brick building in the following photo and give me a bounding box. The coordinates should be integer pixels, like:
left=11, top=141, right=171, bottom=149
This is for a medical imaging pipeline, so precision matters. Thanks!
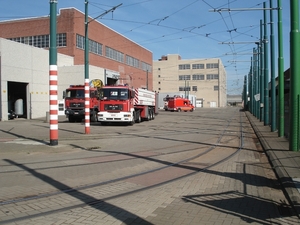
left=0, top=8, right=152, bottom=89
left=0, top=8, right=153, bottom=121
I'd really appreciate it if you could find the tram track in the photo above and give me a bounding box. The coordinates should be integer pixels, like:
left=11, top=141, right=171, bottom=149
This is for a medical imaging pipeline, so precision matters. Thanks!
left=0, top=109, right=244, bottom=209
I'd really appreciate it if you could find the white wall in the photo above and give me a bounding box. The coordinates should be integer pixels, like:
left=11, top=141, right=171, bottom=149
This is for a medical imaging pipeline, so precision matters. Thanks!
left=0, top=38, right=105, bottom=121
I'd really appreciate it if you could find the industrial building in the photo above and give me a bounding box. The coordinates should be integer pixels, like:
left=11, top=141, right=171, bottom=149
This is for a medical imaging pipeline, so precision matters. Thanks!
left=0, top=8, right=152, bottom=121
left=153, top=54, right=227, bottom=108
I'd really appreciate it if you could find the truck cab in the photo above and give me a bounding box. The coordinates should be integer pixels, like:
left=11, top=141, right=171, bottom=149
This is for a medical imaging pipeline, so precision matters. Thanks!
left=64, top=85, right=100, bottom=122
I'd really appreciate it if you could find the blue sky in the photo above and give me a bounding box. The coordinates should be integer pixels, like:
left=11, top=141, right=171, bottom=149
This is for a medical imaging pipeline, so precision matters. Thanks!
left=0, top=0, right=293, bottom=95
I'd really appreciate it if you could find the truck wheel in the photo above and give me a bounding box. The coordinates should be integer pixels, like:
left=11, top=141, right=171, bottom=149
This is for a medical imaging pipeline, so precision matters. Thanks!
left=178, top=108, right=181, bottom=112
left=151, top=110, right=155, bottom=120
left=90, top=111, right=97, bottom=122
left=147, top=110, right=151, bottom=121
left=136, top=111, right=141, bottom=123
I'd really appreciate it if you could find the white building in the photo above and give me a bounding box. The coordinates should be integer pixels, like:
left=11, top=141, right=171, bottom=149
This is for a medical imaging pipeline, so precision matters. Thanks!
left=0, top=38, right=118, bottom=121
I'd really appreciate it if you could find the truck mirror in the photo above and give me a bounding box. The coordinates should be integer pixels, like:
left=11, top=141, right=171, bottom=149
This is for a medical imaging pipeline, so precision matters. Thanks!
left=63, top=91, right=66, bottom=99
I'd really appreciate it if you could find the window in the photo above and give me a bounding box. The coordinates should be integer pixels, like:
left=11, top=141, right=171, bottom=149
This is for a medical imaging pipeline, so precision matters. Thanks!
left=89, top=39, right=103, bottom=55
left=214, top=86, right=219, bottom=91
left=192, top=74, right=205, bottom=80
left=179, top=86, right=191, bottom=91
left=192, top=64, right=204, bottom=69
left=158, top=75, right=161, bottom=77
left=141, top=61, right=152, bottom=72
left=76, top=34, right=102, bottom=55
left=105, top=46, right=124, bottom=63
left=179, top=75, right=191, bottom=80
left=192, top=86, right=197, bottom=91
left=76, top=34, right=84, bottom=49
left=57, top=33, right=67, bottom=47
left=179, top=64, right=190, bottom=70
left=206, top=63, right=219, bottom=69
left=126, top=55, right=140, bottom=68
left=207, top=74, right=219, bottom=80
left=158, top=81, right=161, bottom=84
left=9, top=33, right=66, bottom=48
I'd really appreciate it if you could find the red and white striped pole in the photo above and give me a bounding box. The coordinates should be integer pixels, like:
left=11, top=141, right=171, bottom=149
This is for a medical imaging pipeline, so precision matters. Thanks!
left=49, top=65, right=58, bottom=145
left=85, top=79, right=90, bottom=134
left=84, top=0, right=90, bottom=134
left=49, top=0, right=58, bottom=145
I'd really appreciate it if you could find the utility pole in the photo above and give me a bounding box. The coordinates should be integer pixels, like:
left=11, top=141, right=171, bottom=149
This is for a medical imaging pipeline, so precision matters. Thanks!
left=49, top=0, right=58, bottom=146
left=84, top=2, right=122, bottom=134
left=84, top=0, right=90, bottom=134
left=277, top=0, right=284, bottom=137
left=260, top=19, right=265, bottom=122
left=263, top=2, right=269, bottom=126
left=289, top=0, right=300, bottom=151
left=270, top=0, right=276, bottom=132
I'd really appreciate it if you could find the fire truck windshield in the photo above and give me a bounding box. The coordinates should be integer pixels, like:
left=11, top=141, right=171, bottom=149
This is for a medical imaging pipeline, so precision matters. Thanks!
left=66, top=90, right=85, bottom=98
left=100, top=88, right=129, bottom=100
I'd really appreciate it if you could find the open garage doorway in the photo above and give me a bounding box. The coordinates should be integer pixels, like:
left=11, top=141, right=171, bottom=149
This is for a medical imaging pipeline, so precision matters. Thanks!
left=8, top=81, right=28, bottom=119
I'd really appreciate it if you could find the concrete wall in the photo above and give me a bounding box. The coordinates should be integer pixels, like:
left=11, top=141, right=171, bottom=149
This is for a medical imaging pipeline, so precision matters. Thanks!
left=0, top=38, right=107, bottom=121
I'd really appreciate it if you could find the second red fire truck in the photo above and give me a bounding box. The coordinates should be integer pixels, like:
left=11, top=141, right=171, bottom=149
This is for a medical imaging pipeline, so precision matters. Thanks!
left=97, top=85, right=158, bottom=125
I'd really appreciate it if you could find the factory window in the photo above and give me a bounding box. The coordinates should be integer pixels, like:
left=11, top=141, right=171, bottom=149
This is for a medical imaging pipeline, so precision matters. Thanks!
left=9, top=33, right=66, bottom=48
left=141, top=61, right=152, bottom=72
left=179, top=75, right=191, bottom=80
left=105, top=46, right=124, bottom=63
left=214, top=86, right=219, bottom=91
left=192, top=74, right=205, bottom=80
left=206, top=63, right=219, bottom=69
left=179, top=86, right=191, bottom=91
left=126, top=55, right=140, bottom=68
left=192, top=64, right=204, bottom=69
left=76, top=34, right=102, bottom=55
left=192, top=86, right=197, bottom=91
left=207, top=74, right=219, bottom=80
left=179, top=64, right=190, bottom=70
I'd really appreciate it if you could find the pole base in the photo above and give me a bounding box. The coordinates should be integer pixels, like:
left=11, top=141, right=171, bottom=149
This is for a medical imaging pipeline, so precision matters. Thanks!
left=49, top=140, right=58, bottom=146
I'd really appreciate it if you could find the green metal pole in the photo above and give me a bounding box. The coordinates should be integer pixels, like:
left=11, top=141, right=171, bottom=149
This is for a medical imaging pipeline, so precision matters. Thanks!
left=253, top=49, right=257, bottom=118
left=248, top=72, right=253, bottom=114
left=278, top=0, right=284, bottom=137
left=49, top=0, right=58, bottom=146
left=243, top=76, right=247, bottom=110
left=256, top=43, right=260, bottom=120
left=270, top=0, right=276, bottom=131
left=289, top=0, right=300, bottom=151
left=249, top=57, right=254, bottom=115
left=250, top=54, right=256, bottom=117
left=263, top=2, right=269, bottom=126
left=260, top=19, right=264, bottom=122
left=84, top=0, right=90, bottom=134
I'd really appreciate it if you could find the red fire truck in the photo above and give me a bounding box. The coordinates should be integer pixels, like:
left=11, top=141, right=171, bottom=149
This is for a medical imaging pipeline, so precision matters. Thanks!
left=97, top=85, right=157, bottom=125
left=167, top=96, right=194, bottom=112
left=63, top=80, right=103, bottom=122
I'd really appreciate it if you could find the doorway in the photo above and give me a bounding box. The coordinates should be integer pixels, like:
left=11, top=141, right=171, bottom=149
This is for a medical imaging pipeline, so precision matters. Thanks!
left=8, top=81, right=28, bottom=118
